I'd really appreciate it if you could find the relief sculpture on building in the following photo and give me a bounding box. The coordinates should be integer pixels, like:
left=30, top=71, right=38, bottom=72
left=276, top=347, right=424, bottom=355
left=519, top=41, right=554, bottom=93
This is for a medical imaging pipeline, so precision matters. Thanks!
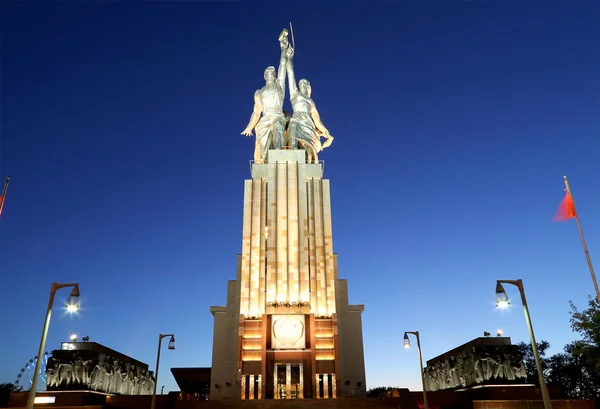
left=423, top=343, right=528, bottom=391
left=46, top=347, right=155, bottom=395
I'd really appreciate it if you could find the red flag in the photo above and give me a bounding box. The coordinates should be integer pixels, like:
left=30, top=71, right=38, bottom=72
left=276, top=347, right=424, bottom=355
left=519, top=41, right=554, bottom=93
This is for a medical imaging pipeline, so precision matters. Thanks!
left=554, top=191, right=576, bottom=222
left=0, top=177, right=8, bottom=216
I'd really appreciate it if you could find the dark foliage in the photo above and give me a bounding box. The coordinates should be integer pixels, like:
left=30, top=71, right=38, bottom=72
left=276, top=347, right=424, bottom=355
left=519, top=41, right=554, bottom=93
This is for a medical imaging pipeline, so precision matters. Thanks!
left=366, top=386, right=397, bottom=397
left=0, top=383, right=14, bottom=407
left=516, top=297, right=600, bottom=400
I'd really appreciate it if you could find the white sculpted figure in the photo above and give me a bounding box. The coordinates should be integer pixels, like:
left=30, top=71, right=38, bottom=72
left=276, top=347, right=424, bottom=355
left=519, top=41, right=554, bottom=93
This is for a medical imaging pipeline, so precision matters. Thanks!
left=46, top=365, right=58, bottom=388
left=110, top=360, right=122, bottom=393
left=72, top=357, right=83, bottom=385
left=90, top=354, right=107, bottom=391
left=147, top=371, right=155, bottom=395
left=57, top=361, right=73, bottom=386
left=82, top=359, right=93, bottom=386
left=241, top=30, right=290, bottom=164
left=285, top=46, right=334, bottom=163
left=515, top=356, right=527, bottom=379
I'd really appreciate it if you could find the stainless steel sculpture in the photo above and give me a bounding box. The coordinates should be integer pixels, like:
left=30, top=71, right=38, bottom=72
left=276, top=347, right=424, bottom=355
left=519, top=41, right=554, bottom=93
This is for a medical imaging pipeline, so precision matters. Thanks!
left=241, top=30, right=290, bottom=164
left=241, top=27, right=334, bottom=163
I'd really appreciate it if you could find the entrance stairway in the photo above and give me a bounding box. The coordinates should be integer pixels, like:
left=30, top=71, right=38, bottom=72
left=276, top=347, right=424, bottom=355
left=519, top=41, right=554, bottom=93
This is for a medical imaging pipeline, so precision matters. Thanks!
left=185, top=398, right=405, bottom=409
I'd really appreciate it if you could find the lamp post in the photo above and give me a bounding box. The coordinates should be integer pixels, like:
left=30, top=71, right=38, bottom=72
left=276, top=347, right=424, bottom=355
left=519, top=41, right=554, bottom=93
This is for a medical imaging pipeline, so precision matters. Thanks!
left=403, top=331, right=428, bottom=409
left=496, top=279, right=552, bottom=409
left=150, top=334, right=175, bottom=409
left=26, top=283, right=80, bottom=409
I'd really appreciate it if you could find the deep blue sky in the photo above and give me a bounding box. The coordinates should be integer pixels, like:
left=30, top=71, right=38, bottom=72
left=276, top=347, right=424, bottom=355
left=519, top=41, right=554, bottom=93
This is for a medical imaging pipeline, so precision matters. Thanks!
left=1, top=1, right=598, bottom=393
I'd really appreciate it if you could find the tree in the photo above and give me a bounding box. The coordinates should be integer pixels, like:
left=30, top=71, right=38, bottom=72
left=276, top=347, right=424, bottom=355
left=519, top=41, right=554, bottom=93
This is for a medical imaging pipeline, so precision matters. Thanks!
left=528, top=297, right=600, bottom=400
left=569, top=297, right=600, bottom=370
left=367, top=386, right=397, bottom=398
left=515, top=340, right=551, bottom=384
left=547, top=341, right=600, bottom=399
left=0, top=383, right=14, bottom=407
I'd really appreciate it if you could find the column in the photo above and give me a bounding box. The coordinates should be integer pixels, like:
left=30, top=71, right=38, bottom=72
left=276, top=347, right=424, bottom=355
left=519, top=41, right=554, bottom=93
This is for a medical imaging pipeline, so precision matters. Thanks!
left=241, top=374, right=246, bottom=400
left=323, top=374, right=329, bottom=398
left=299, top=364, right=304, bottom=399
left=286, top=363, right=291, bottom=399
left=249, top=375, right=255, bottom=399
left=257, top=374, right=262, bottom=399
left=273, top=363, right=278, bottom=399
left=315, top=374, right=321, bottom=399
left=331, top=374, right=337, bottom=398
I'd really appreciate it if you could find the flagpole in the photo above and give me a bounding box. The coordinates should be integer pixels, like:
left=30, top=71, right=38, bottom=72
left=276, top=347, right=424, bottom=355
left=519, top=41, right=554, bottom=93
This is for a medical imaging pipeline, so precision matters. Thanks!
left=563, top=175, right=600, bottom=303
left=0, top=176, right=9, bottom=216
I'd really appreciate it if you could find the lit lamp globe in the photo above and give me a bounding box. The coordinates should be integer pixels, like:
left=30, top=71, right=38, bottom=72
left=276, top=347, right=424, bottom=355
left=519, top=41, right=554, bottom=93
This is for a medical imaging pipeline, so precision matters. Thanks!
left=66, top=287, right=81, bottom=313
left=403, top=333, right=411, bottom=349
left=495, top=282, right=510, bottom=309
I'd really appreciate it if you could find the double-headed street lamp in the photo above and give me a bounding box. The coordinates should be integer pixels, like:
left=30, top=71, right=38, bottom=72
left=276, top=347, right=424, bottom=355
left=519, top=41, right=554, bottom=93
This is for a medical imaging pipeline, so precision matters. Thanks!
left=150, top=334, right=175, bottom=409
left=496, top=279, right=552, bottom=409
left=403, top=331, right=428, bottom=409
left=26, top=283, right=81, bottom=409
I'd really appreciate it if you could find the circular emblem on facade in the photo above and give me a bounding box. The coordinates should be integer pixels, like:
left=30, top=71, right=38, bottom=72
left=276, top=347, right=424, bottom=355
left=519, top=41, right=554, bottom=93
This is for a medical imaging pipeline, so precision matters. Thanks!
left=272, top=316, right=305, bottom=348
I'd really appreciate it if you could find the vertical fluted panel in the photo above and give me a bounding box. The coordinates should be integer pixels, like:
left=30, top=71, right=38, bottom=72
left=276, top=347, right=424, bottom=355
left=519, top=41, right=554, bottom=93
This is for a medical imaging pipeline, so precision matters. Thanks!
left=266, top=175, right=277, bottom=305
left=249, top=180, right=262, bottom=317
left=307, top=178, right=318, bottom=310
left=258, top=180, right=267, bottom=313
left=313, top=179, right=327, bottom=315
left=240, top=180, right=253, bottom=317
left=299, top=171, right=310, bottom=304
left=322, top=180, right=336, bottom=315
left=276, top=163, right=288, bottom=302
left=287, top=162, right=299, bottom=304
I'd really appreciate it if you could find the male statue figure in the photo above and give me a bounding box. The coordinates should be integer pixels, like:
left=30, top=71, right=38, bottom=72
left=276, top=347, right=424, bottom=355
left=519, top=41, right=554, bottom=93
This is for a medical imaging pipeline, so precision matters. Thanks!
left=241, top=30, right=290, bottom=164
left=286, top=44, right=334, bottom=163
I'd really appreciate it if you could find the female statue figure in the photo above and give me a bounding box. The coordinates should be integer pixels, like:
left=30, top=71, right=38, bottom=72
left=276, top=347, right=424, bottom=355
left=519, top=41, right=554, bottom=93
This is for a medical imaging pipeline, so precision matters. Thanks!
left=285, top=47, right=334, bottom=163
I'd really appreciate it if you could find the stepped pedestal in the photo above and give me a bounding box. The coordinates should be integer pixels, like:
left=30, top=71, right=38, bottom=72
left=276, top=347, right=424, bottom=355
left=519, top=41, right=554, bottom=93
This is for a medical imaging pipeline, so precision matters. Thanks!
left=210, top=150, right=366, bottom=400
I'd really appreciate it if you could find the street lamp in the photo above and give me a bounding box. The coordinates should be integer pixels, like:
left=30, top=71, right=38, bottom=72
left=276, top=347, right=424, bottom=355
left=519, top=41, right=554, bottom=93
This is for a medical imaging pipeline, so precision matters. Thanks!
left=496, top=280, right=552, bottom=409
left=26, top=283, right=80, bottom=409
left=403, top=331, right=429, bottom=409
left=150, top=334, right=175, bottom=409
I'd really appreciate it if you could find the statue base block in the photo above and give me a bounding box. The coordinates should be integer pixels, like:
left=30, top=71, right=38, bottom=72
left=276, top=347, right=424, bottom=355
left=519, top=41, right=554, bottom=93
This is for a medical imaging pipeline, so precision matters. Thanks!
left=266, top=149, right=306, bottom=164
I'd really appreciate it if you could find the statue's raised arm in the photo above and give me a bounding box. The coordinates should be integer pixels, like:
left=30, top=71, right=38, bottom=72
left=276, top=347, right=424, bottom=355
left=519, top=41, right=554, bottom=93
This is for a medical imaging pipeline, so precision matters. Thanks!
left=286, top=46, right=298, bottom=100
left=277, top=30, right=289, bottom=99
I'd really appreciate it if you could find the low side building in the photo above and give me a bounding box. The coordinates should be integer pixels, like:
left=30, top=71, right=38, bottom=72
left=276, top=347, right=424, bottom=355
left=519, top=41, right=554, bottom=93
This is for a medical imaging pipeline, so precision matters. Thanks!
left=170, top=367, right=210, bottom=400
left=46, top=341, right=154, bottom=395
left=424, top=337, right=528, bottom=391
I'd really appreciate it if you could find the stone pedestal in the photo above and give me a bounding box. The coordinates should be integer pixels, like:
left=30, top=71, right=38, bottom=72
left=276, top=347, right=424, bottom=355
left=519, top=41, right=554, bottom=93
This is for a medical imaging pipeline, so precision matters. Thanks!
left=210, top=149, right=366, bottom=400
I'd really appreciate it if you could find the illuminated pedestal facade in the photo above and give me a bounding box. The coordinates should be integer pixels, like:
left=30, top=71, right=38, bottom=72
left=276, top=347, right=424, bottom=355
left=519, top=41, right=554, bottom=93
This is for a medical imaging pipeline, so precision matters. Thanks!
left=210, top=150, right=366, bottom=400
